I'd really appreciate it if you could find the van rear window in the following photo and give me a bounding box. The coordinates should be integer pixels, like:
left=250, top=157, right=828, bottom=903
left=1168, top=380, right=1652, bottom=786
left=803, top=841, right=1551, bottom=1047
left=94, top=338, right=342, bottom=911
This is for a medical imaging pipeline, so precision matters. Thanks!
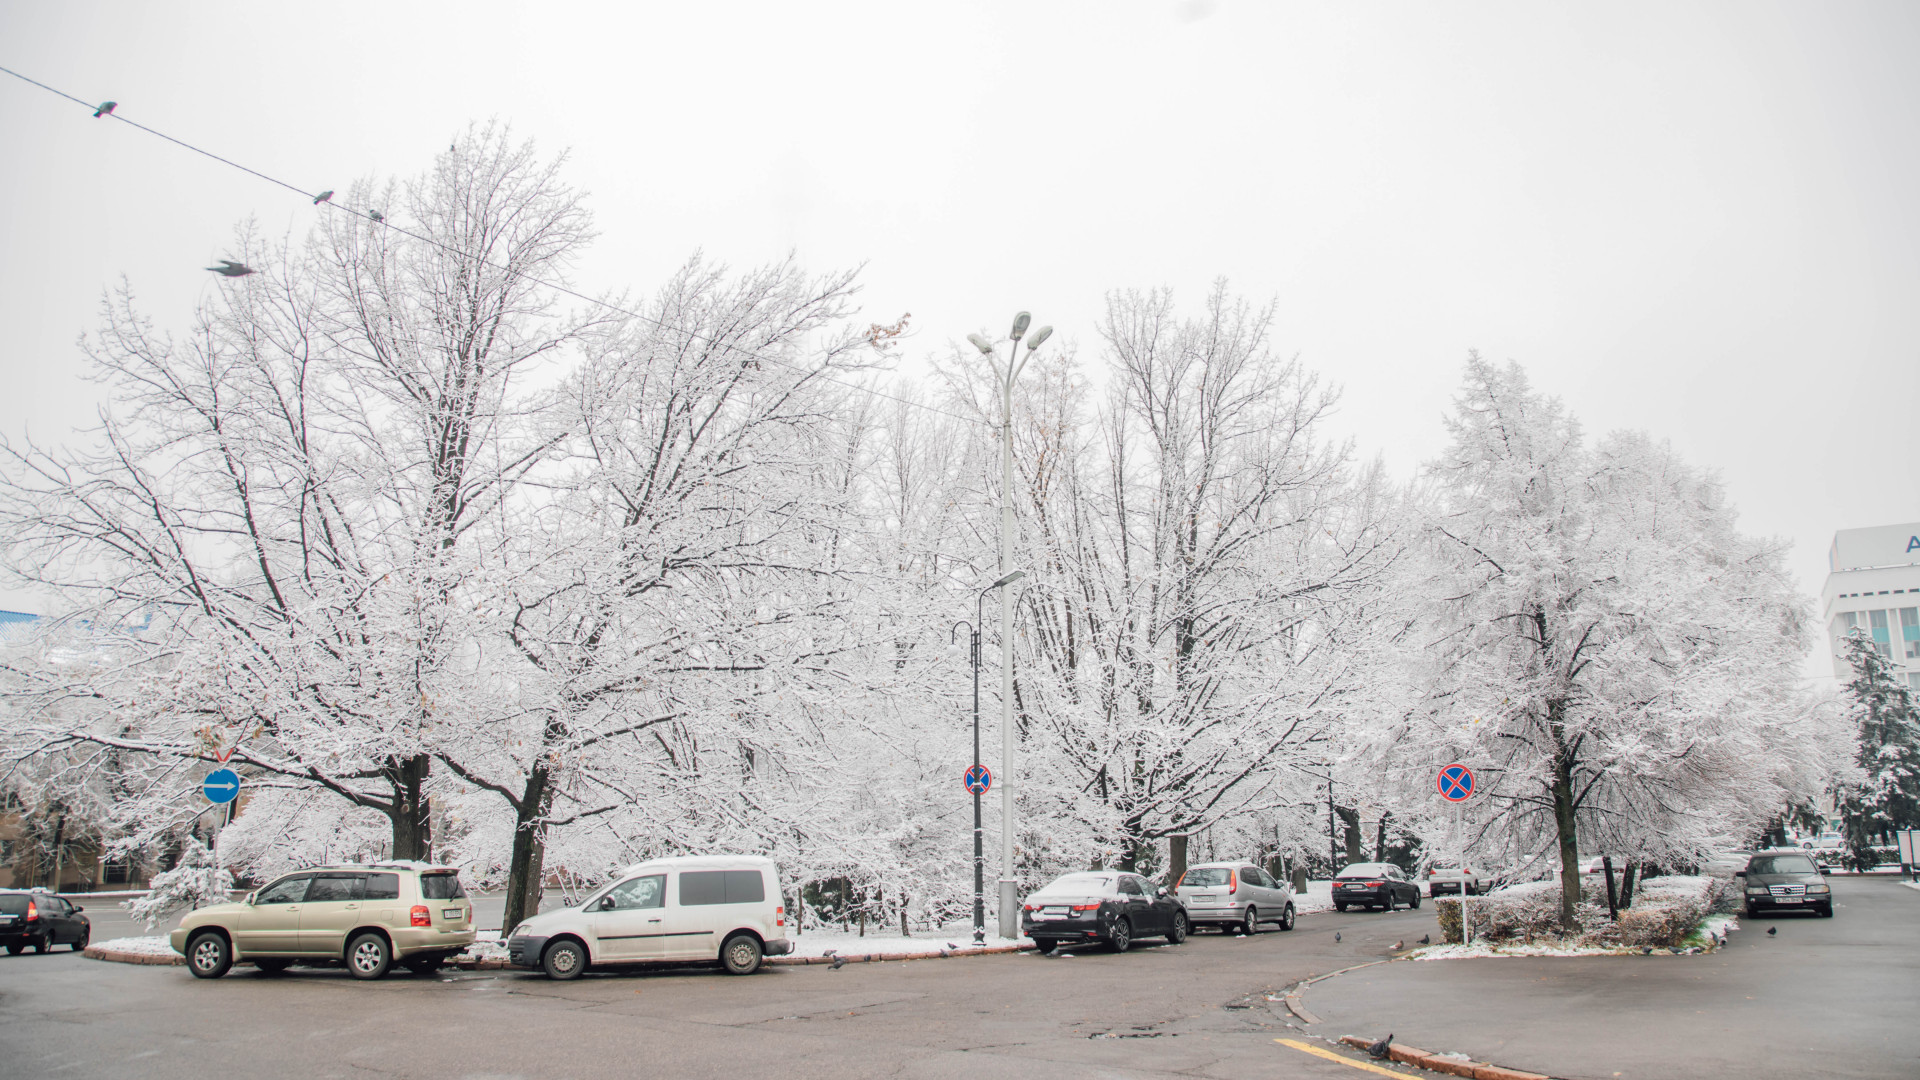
left=1180, top=868, right=1231, bottom=887
left=679, top=870, right=766, bottom=906
left=420, top=872, right=466, bottom=899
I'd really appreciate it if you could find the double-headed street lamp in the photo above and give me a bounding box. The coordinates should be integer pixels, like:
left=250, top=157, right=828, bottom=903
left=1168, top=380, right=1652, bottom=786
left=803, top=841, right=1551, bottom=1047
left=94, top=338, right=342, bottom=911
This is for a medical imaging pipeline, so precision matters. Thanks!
left=967, top=312, right=1051, bottom=939
left=952, top=569, right=1025, bottom=945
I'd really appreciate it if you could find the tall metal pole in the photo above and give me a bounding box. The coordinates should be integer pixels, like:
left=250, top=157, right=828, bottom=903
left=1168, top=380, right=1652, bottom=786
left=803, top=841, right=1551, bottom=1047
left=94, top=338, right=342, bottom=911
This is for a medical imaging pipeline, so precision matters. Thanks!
left=996, top=359, right=1018, bottom=940
left=971, top=617, right=985, bottom=946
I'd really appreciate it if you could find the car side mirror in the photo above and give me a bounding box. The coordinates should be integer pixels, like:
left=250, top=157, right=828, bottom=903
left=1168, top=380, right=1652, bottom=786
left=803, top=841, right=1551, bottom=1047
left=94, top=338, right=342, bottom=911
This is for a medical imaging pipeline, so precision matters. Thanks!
left=598, top=895, right=617, bottom=911
left=1156, top=886, right=1168, bottom=898
left=246, top=892, right=258, bottom=904
left=72, top=906, right=84, bottom=913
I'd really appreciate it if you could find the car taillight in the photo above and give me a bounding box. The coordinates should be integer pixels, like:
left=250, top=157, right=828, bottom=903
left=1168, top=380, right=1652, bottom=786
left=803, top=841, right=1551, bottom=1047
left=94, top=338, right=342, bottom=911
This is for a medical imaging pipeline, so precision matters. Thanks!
left=410, top=905, right=431, bottom=927
left=1365, top=881, right=1385, bottom=888
left=1228, top=870, right=1238, bottom=894
left=1070, top=903, right=1099, bottom=911
left=25, top=900, right=37, bottom=921
left=1173, top=871, right=1188, bottom=890
left=775, top=904, right=785, bottom=927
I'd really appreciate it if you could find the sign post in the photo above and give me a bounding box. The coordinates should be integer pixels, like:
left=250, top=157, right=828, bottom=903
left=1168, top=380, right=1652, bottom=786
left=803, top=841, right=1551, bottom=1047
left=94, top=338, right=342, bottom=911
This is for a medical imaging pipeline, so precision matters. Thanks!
left=1898, top=829, right=1918, bottom=882
left=1437, top=764, right=1476, bottom=943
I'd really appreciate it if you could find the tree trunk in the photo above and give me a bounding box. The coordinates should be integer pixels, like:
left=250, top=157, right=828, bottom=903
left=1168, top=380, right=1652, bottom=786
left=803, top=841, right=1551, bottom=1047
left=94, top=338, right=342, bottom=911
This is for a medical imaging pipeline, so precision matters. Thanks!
left=1375, top=813, right=1390, bottom=862
left=1168, top=834, right=1189, bottom=886
left=1601, top=855, right=1619, bottom=920
left=384, top=754, right=434, bottom=862
left=1335, top=805, right=1363, bottom=867
left=1618, top=862, right=1638, bottom=910
left=1549, top=720, right=1583, bottom=930
left=500, top=763, right=555, bottom=937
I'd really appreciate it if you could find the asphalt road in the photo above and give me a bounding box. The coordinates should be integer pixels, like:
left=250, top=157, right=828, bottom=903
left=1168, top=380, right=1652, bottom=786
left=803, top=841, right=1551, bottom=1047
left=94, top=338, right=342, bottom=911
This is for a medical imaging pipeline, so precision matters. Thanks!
left=0, top=904, right=1437, bottom=1080
left=1303, top=875, right=1920, bottom=1080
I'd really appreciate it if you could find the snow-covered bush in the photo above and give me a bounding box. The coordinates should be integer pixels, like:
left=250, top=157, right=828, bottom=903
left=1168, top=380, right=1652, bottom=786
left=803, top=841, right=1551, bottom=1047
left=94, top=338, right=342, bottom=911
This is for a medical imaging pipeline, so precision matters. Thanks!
left=122, top=839, right=233, bottom=929
left=1436, top=875, right=1728, bottom=948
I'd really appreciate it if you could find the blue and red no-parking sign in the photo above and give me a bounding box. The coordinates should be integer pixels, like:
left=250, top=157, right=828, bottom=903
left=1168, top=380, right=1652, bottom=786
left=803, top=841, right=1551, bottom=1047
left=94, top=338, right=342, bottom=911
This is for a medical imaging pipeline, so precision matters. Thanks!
left=1437, top=763, right=1475, bottom=802
left=964, top=764, right=993, bottom=795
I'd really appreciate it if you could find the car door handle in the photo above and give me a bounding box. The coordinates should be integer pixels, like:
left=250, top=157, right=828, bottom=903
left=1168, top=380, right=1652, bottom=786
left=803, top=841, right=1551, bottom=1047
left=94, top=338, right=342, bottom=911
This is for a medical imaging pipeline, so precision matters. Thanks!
left=647, top=918, right=662, bottom=923
left=344, top=904, right=358, bottom=910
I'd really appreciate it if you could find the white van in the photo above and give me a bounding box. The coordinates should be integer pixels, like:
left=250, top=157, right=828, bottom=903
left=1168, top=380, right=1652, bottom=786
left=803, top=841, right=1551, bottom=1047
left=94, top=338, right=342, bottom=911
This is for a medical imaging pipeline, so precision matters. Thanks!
left=506, top=855, right=791, bottom=979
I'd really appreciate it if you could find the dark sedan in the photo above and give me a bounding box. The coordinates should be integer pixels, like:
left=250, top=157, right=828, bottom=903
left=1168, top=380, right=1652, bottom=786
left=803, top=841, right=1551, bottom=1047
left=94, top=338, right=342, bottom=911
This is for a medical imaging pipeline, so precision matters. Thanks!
left=1739, top=850, right=1833, bottom=918
left=1331, top=863, right=1423, bottom=912
left=1021, top=871, right=1189, bottom=953
left=0, top=891, right=91, bottom=954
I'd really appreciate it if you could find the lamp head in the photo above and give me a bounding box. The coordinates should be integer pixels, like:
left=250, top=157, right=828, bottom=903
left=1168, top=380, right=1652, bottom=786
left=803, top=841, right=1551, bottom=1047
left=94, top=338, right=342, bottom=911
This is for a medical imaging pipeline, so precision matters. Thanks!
left=1010, top=312, right=1032, bottom=340
left=993, top=570, right=1026, bottom=588
left=966, top=333, right=996, bottom=355
left=1026, top=325, right=1053, bottom=351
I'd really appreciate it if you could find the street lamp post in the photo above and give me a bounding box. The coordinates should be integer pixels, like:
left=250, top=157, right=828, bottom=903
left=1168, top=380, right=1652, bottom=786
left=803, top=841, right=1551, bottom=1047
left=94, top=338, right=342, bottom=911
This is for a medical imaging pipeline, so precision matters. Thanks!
left=952, top=570, right=1025, bottom=945
left=967, top=314, right=1051, bottom=939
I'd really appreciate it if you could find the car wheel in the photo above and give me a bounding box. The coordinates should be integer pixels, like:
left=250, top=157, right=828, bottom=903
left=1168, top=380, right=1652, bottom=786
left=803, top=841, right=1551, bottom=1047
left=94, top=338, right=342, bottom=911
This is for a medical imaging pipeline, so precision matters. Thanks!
left=1818, top=904, right=1834, bottom=918
left=5, top=941, right=21, bottom=955
left=1037, top=939, right=1059, bottom=955
left=1278, top=903, right=1296, bottom=931
left=71, top=928, right=89, bottom=952
left=1241, top=906, right=1260, bottom=935
left=721, top=933, right=763, bottom=975
left=187, top=931, right=232, bottom=979
left=402, top=955, right=445, bottom=976
left=1335, top=903, right=1347, bottom=913
left=1109, top=917, right=1133, bottom=953
left=1743, top=904, right=1758, bottom=919
left=255, top=958, right=293, bottom=974
left=32, top=934, right=50, bottom=954
left=543, top=938, right=587, bottom=981
left=1411, top=892, right=1422, bottom=910
left=346, top=932, right=392, bottom=980
left=1168, top=910, right=1189, bottom=944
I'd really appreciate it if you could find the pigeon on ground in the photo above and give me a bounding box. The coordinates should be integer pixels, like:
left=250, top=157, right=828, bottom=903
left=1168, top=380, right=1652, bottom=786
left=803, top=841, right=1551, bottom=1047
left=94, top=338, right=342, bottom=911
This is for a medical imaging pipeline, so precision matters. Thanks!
left=1334, top=932, right=1341, bottom=943
left=1418, top=934, right=1430, bottom=945
left=1365, top=1034, right=1393, bottom=1060
left=822, top=949, right=837, bottom=957
left=947, top=943, right=961, bottom=950
left=1667, top=946, right=1686, bottom=954
left=1767, top=927, right=1777, bottom=936
left=1392, top=940, right=1404, bottom=951
left=206, top=260, right=257, bottom=277
left=368, top=209, right=384, bottom=222
left=93, top=101, right=117, bottom=118
left=938, top=949, right=951, bottom=958
left=313, top=190, right=334, bottom=205
left=829, top=955, right=847, bottom=970
left=1639, top=945, right=1654, bottom=955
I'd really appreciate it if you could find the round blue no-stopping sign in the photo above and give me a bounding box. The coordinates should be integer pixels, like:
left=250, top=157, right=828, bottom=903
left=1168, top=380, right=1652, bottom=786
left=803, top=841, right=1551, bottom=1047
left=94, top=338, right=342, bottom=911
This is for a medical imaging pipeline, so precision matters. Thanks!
left=964, top=764, right=992, bottom=795
left=1437, top=763, right=1474, bottom=802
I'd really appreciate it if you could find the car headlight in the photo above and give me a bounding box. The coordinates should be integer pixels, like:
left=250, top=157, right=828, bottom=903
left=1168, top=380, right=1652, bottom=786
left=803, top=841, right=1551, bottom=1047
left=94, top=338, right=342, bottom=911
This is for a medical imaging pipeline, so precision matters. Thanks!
left=1807, top=884, right=1830, bottom=894
left=1745, top=887, right=1768, bottom=895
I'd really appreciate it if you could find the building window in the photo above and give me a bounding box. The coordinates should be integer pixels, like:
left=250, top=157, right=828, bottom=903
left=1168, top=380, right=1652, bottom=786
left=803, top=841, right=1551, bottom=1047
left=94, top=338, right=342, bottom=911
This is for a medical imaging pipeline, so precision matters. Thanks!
left=1903, top=608, right=1920, bottom=659
left=1870, top=609, right=1893, bottom=658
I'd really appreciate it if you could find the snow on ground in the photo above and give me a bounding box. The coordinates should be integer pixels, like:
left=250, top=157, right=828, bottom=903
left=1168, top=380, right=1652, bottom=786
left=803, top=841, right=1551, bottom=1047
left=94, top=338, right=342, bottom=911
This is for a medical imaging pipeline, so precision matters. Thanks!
left=787, top=927, right=1030, bottom=957
left=1901, top=881, right=1920, bottom=893
left=1292, top=880, right=1339, bottom=915
left=89, top=935, right=178, bottom=957
left=1411, top=941, right=1636, bottom=960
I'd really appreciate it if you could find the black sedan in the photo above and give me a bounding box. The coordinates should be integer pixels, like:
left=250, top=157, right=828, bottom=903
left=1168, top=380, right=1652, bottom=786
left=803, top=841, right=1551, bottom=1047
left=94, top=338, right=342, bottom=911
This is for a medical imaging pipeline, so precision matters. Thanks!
left=0, top=891, right=91, bottom=954
left=1331, top=863, right=1423, bottom=912
left=1021, top=871, right=1189, bottom=953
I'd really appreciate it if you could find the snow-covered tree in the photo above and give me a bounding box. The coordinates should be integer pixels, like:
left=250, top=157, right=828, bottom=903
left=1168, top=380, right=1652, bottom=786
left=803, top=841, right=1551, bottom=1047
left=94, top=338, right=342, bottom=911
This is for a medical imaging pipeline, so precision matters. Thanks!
left=123, top=838, right=232, bottom=930
left=1384, top=357, right=1819, bottom=928
left=1836, top=633, right=1920, bottom=868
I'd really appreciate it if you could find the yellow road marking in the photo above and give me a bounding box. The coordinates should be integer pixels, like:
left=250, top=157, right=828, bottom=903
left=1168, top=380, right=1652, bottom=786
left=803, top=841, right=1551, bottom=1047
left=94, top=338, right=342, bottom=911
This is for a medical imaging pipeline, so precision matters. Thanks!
left=1275, top=1038, right=1407, bottom=1076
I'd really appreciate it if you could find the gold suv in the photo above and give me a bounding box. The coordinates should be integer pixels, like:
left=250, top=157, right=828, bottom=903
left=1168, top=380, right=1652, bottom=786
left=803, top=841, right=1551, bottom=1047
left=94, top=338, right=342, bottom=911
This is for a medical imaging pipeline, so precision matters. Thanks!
left=169, top=863, right=475, bottom=979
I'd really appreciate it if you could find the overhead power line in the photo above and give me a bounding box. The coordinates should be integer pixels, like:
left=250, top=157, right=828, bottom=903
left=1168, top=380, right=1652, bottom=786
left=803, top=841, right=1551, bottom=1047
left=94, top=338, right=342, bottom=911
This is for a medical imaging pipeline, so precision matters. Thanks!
left=0, top=63, right=977, bottom=425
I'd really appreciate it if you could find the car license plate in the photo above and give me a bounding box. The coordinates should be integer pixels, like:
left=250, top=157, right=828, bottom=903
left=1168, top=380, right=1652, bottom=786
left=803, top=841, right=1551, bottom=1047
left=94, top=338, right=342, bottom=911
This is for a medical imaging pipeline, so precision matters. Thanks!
left=1775, top=897, right=1801, bottom=903
left=1034, top=912, right=1065, bottom=921
left=443, top=908, right=462, bottom=919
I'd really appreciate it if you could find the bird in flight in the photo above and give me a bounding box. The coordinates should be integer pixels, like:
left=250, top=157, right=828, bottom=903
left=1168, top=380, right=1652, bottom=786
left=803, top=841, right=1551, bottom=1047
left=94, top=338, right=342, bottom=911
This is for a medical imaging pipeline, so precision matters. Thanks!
left=205, top=260, right=257, bottom=277
left=93, top=101, right=116, bottom=118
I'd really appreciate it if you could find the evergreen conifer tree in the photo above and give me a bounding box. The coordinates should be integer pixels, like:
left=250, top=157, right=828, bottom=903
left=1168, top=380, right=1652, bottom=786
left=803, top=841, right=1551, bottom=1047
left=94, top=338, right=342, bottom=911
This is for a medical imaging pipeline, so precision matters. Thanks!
left=1838, top=634, right=1920, bottom=870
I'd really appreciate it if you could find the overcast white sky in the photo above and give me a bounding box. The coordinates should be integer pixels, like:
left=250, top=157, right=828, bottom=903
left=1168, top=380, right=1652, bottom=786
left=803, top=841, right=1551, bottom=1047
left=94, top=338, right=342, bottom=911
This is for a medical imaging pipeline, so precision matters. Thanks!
left=3, top=2, right=1917, bottom=682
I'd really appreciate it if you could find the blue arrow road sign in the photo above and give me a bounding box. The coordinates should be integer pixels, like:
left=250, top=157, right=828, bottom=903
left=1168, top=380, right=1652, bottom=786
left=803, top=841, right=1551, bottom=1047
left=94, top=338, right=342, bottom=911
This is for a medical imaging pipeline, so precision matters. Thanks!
left=1437, top=763, right=1474, bottom=802
left=203, top=767, right=241, bottom=805
left=964, top=764, right=992, bottom=796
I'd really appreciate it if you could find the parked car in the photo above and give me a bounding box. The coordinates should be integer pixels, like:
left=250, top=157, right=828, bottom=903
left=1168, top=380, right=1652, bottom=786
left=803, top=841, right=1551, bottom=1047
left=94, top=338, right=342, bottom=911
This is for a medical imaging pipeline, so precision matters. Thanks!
left=1171, top=861, right=1296, bottom=933
left=1424, top=865, right=1482, bottom=896
left=0, top=890, right=90, bottom=954
left=1798, top=836, right=1844, bottom=873
left=170, top=863, right=475, bottom=980
left=1700, top=850, right=1754, bottom=879
left=1021, top=871, right=1188, bottom=953
left=1738, top=850, right=1833, bottom=918
left=1332, top=863, right=1422, bottom=912
left=509, top=855, right=791, bottom=979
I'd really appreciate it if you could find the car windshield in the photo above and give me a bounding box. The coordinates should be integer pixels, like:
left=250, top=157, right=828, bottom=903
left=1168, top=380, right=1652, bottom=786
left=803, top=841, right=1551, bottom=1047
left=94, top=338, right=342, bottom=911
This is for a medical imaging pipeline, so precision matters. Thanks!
left=1749, top=854, right=1819, bottom=876
left=1036, top=873, right=1115, bottom=895
left=1180, top=868, right=1232, bottom=887
left=1337, top=864, right=1391, bottom=878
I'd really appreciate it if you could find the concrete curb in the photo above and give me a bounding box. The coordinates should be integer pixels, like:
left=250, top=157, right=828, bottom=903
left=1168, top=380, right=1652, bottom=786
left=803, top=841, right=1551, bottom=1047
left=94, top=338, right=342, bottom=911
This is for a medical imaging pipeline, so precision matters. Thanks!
left=1336, top=1035, right=1552, bottom=1080
left=446, top=942, right=1040, bottom=971
left=84, top=944, right=183, bottom=966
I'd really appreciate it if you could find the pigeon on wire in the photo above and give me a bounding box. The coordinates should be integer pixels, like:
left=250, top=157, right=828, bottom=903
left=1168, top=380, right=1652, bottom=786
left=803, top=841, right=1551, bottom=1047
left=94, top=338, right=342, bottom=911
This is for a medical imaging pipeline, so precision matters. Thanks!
left=1365, top=1034, right=1394, bottom=1060
left=93, top=101, right=116, bottom=118
left=206, top=260, right=257, bottom=277
left=1418, top=934, right=1430, bottom=946
left=829, top=955, right=848, bottom=970
left=368, top=210, right=384, bottom=222
left=313, top=190, right=334, bottom=205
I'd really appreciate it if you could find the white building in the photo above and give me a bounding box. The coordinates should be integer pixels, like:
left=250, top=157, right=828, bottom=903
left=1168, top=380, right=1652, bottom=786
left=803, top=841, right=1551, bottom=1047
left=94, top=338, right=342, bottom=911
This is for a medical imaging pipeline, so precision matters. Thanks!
left=1822, top=522, right=1920, bottom=689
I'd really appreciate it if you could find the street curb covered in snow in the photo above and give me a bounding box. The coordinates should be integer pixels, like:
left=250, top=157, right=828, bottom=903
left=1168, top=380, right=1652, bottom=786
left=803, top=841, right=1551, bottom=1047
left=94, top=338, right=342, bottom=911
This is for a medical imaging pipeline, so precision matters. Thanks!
left=84, top=943, right=183, bottom=966
left=83, top=940, right=1034, bottom=971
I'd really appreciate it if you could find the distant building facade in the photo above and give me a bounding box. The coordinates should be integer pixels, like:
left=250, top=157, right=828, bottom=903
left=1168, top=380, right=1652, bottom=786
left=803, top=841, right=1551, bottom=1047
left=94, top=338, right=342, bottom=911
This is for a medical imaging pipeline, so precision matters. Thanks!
left=1823, top=523, right=1920, bottom=690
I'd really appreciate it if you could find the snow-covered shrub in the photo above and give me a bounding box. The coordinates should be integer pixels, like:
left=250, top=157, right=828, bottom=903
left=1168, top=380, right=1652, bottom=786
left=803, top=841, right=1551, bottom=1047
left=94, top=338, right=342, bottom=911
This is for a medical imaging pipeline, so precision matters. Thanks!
left=1436, top=875, right=1728, bottom=947
left=122, top=839, right=233, bottom=929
